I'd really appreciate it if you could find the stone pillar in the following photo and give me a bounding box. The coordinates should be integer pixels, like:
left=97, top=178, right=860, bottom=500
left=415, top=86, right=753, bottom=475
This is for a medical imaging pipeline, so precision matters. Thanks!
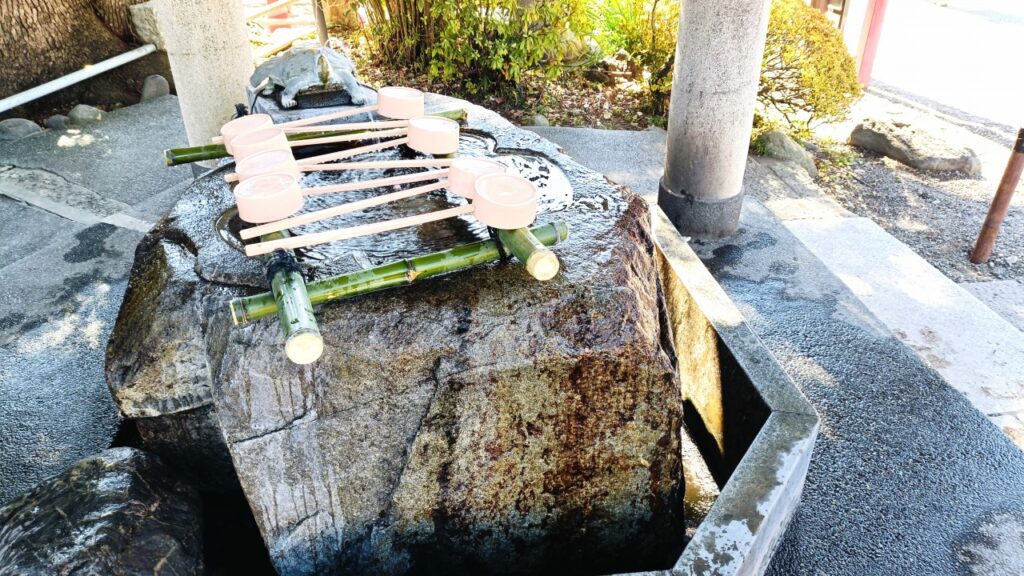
left=659, top=0, right=772, bottom=238
left=155, top=0, right=253, bottom=149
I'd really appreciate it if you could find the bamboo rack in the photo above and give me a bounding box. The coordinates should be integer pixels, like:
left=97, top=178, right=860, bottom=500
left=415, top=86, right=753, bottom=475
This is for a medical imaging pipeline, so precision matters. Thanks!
left=230, top=221, right=569, bottom=325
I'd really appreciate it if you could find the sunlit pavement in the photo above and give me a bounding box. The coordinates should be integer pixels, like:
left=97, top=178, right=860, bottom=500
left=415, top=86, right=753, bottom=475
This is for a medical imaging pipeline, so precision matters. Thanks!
left=872, top=0, right=1024, bottom=132
left=0, top=96, right=191, bottom=503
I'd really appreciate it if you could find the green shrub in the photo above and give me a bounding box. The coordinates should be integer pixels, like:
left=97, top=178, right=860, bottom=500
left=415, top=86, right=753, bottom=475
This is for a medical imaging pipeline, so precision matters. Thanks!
left=759, top=0, right=862, bottom=128
left=590, top=0, right=860, bottom=126
left=360, top=0, right=591, bottom=94
left=591, top=0, right=678, bottom=107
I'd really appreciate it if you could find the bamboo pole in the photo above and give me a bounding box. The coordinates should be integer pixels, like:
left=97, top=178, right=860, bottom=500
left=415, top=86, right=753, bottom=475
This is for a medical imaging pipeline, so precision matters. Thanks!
left=971, top=128, right=1024, bottom=264
left=229, top=221, right=569, bottom=324
left=497, top=228, right=561, bottom=281
left=260, top=232, right=323, bottom=364
left=163, top=108, right=467, bottom=166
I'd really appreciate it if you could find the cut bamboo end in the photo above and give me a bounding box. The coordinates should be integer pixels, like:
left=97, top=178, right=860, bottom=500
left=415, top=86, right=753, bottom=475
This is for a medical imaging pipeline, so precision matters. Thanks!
left=525, top=249, right=560, bottom=281
left=229, top=299, right=247, bottom=325
left=286, top=329, right=325, bottom=364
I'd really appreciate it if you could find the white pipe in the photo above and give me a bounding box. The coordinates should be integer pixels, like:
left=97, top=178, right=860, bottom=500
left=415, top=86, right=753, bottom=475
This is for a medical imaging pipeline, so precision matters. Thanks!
left=0, top=44, right=158, bottom=114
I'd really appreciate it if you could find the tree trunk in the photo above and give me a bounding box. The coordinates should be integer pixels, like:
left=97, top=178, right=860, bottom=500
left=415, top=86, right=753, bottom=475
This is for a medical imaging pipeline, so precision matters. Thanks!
left=0, top=0, right=172, bottom=118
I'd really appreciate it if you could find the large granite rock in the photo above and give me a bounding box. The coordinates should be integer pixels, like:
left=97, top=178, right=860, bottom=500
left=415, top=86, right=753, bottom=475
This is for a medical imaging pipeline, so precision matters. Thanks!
left=754, top=129, right=817, bottom=179
left=0, top=448, right=203, bottom=575
left=106, top=95, right=684, bottom=574
left=849, top=116, right=982, bottom=176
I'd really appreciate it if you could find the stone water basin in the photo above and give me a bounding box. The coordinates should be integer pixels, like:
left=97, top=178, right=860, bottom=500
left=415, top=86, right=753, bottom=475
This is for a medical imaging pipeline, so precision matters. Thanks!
left=105, top=95, right=817, bottom=575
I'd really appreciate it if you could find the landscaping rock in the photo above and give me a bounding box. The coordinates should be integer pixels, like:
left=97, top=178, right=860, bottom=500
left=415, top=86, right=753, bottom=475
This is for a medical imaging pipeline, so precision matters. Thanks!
left=849, top=117, right=982, bottom=176
left=140, top=74, right=170, bottom=102
left=0, top=118, right=42, bottom=141
left=45, top=114, right=69, bottom=130
left=527, top=113, right=550, bottom=127
left=0, top=447, right=204, bottom=575
left=106, top=95, right=685, bottom=575
left=755, top=129, right=818, bottom=178
left=129, top=1, right=166, bottom=50
left=68, top=104, right=105, bottom=125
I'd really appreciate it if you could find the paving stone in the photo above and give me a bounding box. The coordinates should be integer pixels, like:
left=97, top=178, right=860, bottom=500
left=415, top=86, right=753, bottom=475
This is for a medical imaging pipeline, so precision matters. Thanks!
left=0, top=166, right=131, bottom=224
left=0, top=196, right=85, bottom=265
left=0, top=222, right=143, bottom=504
left=691, top=198, right=1024, bottom=576
left=961, top=279, right=1024, bottom=333
left=524, top=126, right=666, bottom=202
left=0, top=95, right=191, bottom=207
left=786, top=216, right=1024, bottom=417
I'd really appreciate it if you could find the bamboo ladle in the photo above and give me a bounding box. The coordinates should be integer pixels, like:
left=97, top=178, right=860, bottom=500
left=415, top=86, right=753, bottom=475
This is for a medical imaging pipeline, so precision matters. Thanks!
left=226, top=149, right=453, bottom=184
left=226, top=115, right=460, bottom=163
left=245, top=172, right=539, bottom=257
left=215, top=86, right=424, bottom=150
left=275, top=86, right=425, bottom=129
left=216, top=86, right=423, bottom=142
left=236, top=157, right=507, bottom=238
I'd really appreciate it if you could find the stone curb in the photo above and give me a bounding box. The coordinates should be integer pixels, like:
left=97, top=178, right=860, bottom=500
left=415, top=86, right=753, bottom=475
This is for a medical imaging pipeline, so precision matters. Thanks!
left=613, top=208, right=819, bottom=576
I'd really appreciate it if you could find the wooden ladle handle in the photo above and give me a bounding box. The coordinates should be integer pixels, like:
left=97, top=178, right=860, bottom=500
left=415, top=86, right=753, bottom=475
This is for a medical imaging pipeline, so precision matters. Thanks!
left=245, top=204, right=473, bottom=256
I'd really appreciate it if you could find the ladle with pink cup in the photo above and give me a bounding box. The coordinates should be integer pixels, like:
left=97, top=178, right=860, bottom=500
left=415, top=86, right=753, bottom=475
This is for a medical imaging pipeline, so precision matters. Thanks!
left=243, top=172, right=539, bottom=258
left=232, top=157, right=506, bottom=230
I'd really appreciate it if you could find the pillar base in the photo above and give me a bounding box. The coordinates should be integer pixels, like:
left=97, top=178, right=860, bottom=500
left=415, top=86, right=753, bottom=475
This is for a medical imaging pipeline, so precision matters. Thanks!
left=658, top=178, right=743, bottom=239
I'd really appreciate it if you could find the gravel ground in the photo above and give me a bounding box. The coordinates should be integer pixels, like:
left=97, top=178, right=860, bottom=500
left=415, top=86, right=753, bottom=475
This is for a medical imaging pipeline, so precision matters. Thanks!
left=813, top=93, right=1023, bottom=284
left=819, top=152, right=1022, bottom=283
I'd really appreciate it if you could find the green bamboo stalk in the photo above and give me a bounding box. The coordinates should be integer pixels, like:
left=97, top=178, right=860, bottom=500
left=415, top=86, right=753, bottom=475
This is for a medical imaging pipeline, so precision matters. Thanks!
left=229, top=221, right=569, bottom=325
left=163, top=108, right=468, bottom=166
left=496, top=228, right=561, bottom=281
left=255, top=232, right=324, bottom=364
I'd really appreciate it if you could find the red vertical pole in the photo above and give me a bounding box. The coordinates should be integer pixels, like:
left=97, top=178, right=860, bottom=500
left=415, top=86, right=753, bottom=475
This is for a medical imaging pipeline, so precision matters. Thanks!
left=971, top=129, right=1024, bottom=264
left=857, top=0, right=888, bottom=86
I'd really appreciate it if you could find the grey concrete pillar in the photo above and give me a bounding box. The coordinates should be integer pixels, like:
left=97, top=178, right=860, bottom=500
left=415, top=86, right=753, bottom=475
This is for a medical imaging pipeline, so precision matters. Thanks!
left=659, top=0, right=772, bottom=238
left=155, top=0, right=253, bottom=149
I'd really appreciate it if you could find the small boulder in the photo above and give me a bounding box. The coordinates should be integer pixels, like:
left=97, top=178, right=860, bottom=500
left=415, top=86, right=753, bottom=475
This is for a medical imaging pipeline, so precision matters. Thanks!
left=129, top=1, right=166, bottom=50
left=526, top=113, right=550, bottom=127
left=755, top=129, right=818, bottom=178
left=849, top=117, right=981, bottom=176
left=0, top=447, right=204, bottom=575
left=68, top=104, right=104, bottom=125
left=0, top=118, right=42, bottom=141
left=141, top=74, right=170, bottom=102
left=45, top=114, right=69, bottom=130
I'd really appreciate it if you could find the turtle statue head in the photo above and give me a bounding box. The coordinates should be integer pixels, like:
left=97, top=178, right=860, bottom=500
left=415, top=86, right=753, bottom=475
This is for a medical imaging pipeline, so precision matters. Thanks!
left=250, top=41, right=366, bottom=109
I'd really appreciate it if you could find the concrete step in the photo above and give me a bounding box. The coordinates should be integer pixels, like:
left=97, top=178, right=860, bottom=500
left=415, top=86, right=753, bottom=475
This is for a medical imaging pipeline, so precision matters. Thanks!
left=690, top=198, right=1024, bottom=576
left=0, top=95, right=192, bottom=207
left=961, top=279, right=1024, bottom=333
left=524, top=126, right=666, bottom=202
left=0, top=96, right=194, bottom=505
left=786, top=216, right=1024, bottom=445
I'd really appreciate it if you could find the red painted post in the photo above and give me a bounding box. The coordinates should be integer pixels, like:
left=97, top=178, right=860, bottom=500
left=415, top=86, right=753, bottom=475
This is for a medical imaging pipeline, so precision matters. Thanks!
left=857, top=0, right=888, bottom=86
left=971, top=129, right=1024, bottom=264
